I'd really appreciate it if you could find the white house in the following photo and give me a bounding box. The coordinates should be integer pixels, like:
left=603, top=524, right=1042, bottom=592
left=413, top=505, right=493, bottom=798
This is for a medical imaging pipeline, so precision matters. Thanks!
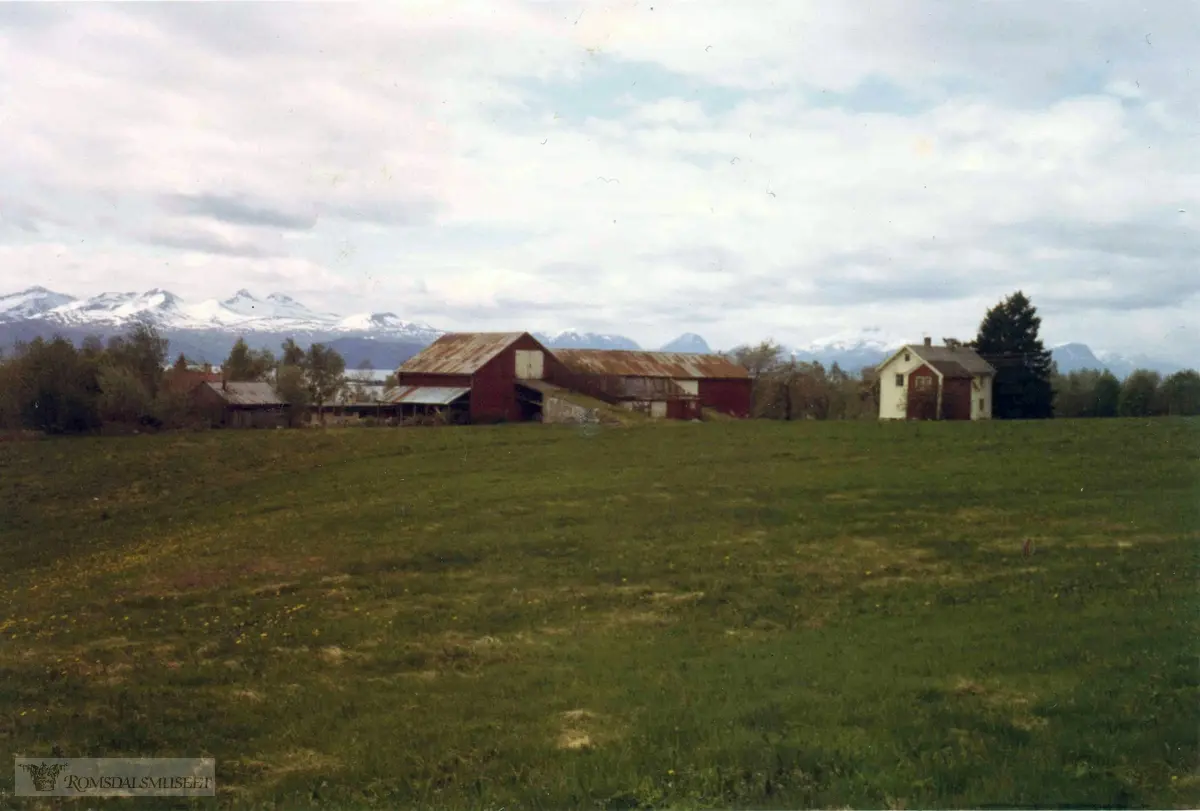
left=877, top=338, right=996, bottom=421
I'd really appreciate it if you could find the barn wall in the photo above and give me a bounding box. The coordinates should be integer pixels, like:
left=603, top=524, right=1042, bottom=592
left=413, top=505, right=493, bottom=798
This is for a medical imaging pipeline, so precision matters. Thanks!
left=471, top=333, right=560, bottom=422
left=906, top=364, right=939, bottom=420
left=940, top=377, right=972, bottom=421
left=667, top=399, right=701, bottom=420
left=698, top=379, right=752, bottom=418
left=394, top=372, right=472, bottom=389
left=229, top=408, right=288, bottom=429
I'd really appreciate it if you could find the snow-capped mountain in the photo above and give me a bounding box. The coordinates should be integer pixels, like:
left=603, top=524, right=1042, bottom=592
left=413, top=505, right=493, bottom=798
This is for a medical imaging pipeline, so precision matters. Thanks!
left=660, top=333, right=712, bottom=353
left=533, top=329, right=641, bottom=351
left=788, top=326, right=908, bottom=372
left=0, top=286, right=78, bottom=321
left=0, top=286, right=442, bottom=343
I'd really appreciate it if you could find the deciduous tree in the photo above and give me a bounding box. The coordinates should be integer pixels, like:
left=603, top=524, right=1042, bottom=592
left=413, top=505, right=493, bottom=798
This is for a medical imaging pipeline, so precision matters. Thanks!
left=304, top=343, right=346, bottom=423
left=1118, top=370, right=1163, bottom=417
left=1159, top=369, right=1200, bottom=416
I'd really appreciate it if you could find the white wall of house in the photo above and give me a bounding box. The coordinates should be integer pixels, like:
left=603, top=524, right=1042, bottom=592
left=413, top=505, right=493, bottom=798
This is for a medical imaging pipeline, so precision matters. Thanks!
left=970, top=375, right=994, bottom=420
left=878, top=349, right=928, bottom=420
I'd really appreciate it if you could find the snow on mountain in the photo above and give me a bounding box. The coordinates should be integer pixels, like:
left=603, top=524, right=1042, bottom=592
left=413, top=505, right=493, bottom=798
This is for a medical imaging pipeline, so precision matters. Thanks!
left=659, top=333, right=712, bottom=353
left=788, top=326, right=908, bottom=372
left=334, top=312, right=443, bottom=342
left=535, top=329, right=641, bottom=351
left=1050, top=343, right=1108, bottom=374
left=2, top=286, right=442, bottom=341
left=0, top=286, right=77, bottom=322
left=796, top=326, right=908, bottom=355
left=48, top=288, right=189, bottom=327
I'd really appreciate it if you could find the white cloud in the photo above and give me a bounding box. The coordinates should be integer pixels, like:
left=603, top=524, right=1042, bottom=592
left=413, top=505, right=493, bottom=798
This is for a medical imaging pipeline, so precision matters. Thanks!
left=1, top=1, right=1197, bottom=358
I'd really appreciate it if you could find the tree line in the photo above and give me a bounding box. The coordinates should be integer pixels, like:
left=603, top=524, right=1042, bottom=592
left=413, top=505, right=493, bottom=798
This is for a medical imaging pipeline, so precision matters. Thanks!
left=2, top=294, right=1196, bottom=434
left=0, top=322, right=352, bottom=435
left=725, top=291, right=1198, bottom=420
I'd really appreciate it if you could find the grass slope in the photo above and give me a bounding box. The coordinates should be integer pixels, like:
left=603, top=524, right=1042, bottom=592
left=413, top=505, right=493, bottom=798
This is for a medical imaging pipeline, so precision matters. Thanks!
left=1, top=419, right=1197, bottom=810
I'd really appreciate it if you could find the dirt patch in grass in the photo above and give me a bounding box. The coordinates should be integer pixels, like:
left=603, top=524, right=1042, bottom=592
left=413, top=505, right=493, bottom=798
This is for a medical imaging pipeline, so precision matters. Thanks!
left=556, top=709, right=619, bottom=751
left=595, top=608, right=672, bottom=631
left=265, top=749, right=343, bottom=780
left=319, top=646, right=346, bottom=664
left=952, top=507, right=1011, bottom=525
left=951, top=677, right=1047, bottom=731
left=648, top=590, right=705, bottom=604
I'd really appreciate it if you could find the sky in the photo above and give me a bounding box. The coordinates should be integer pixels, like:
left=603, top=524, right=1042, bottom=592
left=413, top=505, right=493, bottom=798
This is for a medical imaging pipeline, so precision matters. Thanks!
left=1, top=1, right=1197, bottom=359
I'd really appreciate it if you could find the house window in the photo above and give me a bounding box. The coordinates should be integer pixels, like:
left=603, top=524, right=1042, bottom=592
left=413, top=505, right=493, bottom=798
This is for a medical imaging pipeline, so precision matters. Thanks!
left=895, top=374, right=904, bottom=387
left=979, top=398, right=986, bottom=411
left=915, top=376, right=932, bottom=391
left=904, top=352, right=910, bottom=362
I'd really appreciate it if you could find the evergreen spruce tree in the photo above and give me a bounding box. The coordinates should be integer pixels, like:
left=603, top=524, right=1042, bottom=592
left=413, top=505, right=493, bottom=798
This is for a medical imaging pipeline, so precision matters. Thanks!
left=973, top=291, right=1055, bottom=419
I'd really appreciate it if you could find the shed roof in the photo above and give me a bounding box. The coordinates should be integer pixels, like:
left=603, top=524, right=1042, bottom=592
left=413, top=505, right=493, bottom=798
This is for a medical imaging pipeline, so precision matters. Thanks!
left=398, top=332, right=527, bottom=376
left=553, top=349, right=749, bottom=380
left=202, top=381, right=286, bottom=406
left=382, top=385, right=471, bottom=405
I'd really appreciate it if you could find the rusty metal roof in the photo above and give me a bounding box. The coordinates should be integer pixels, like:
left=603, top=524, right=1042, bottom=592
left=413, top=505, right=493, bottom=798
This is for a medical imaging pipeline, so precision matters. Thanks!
left=203, top=381, right=286, bottom=406
left=382, top=386, right=471, bottom=405
left=398, top=332, right=526, bottom=376
left=553, top=349, right=749, bottom=380
left=928, top=360, right=973, bottom=379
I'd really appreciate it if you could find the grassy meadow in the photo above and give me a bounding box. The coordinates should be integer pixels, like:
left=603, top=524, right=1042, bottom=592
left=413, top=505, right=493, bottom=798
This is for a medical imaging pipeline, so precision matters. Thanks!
left=0, top=418, right=1197, bottom=809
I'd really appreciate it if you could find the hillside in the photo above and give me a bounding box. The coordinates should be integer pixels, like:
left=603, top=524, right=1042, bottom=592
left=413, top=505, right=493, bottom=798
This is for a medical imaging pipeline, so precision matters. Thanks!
left=3, top=419, right=1197, bottom=808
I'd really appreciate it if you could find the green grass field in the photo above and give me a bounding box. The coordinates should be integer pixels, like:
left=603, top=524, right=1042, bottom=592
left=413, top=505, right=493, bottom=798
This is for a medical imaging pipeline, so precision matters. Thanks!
left=1, top=418, right=1197, bottom=809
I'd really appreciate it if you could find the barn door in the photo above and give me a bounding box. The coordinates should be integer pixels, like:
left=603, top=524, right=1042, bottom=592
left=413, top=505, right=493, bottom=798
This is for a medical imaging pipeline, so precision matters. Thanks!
left=515, top=350, right=544, bottom=379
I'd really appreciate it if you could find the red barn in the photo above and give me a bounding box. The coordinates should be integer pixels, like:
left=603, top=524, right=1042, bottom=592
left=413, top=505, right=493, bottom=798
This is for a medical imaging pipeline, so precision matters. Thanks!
left=391, top=332, right=560, bottom=423
left=550, top=349, right=751, bottom=419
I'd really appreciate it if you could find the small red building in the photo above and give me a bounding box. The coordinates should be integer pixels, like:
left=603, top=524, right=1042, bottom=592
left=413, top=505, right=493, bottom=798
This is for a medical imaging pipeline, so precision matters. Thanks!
left=549, top=349, right=751, bottom=419
left=392, top=332, right=561, bottom=423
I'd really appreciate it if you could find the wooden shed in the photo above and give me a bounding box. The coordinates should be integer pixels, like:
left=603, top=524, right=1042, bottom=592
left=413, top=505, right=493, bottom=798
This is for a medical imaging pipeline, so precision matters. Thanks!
left=192, top=381, right=289, bottom=428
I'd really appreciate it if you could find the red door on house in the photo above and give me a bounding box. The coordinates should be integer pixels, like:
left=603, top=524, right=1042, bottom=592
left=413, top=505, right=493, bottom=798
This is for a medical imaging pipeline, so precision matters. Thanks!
left=906, top=366, right=938, bottom=420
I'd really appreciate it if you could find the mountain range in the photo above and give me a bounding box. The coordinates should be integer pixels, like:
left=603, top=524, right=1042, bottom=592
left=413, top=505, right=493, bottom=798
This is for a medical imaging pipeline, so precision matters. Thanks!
left=0, top=286, right=1188, bottom=378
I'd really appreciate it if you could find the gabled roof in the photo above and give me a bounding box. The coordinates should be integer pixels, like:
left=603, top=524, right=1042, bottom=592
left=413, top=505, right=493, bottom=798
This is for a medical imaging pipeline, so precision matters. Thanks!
left=554, top=349, right=749, bottom=380
left=202, top=381, right=286, bottom=406
left=878, top=343, right=995, bottom=376
left=397, top=332, right=530, bottom=376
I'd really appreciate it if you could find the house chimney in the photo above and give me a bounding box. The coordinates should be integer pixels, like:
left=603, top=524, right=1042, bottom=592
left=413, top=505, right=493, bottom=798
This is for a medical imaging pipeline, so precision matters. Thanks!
left=924, top=336, right=932, bottom=347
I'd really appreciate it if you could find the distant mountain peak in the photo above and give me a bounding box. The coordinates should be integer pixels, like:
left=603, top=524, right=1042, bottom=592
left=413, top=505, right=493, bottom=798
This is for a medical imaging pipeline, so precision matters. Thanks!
left=660, top=333, right=712, bottom=353
left=535, top=329, right=641, bottom=351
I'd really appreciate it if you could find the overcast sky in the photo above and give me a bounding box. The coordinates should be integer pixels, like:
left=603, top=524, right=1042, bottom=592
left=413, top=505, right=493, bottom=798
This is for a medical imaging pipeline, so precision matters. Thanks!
left=1, top=1, right=1197, bottom=358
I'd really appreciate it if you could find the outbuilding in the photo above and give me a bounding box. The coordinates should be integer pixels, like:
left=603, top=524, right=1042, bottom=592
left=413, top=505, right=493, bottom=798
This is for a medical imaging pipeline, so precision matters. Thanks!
left=192, top=381, right=289, bottom=428
left=393, top=332, right=560, bottom=423
left=550, top=349, right=751, bottom=419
